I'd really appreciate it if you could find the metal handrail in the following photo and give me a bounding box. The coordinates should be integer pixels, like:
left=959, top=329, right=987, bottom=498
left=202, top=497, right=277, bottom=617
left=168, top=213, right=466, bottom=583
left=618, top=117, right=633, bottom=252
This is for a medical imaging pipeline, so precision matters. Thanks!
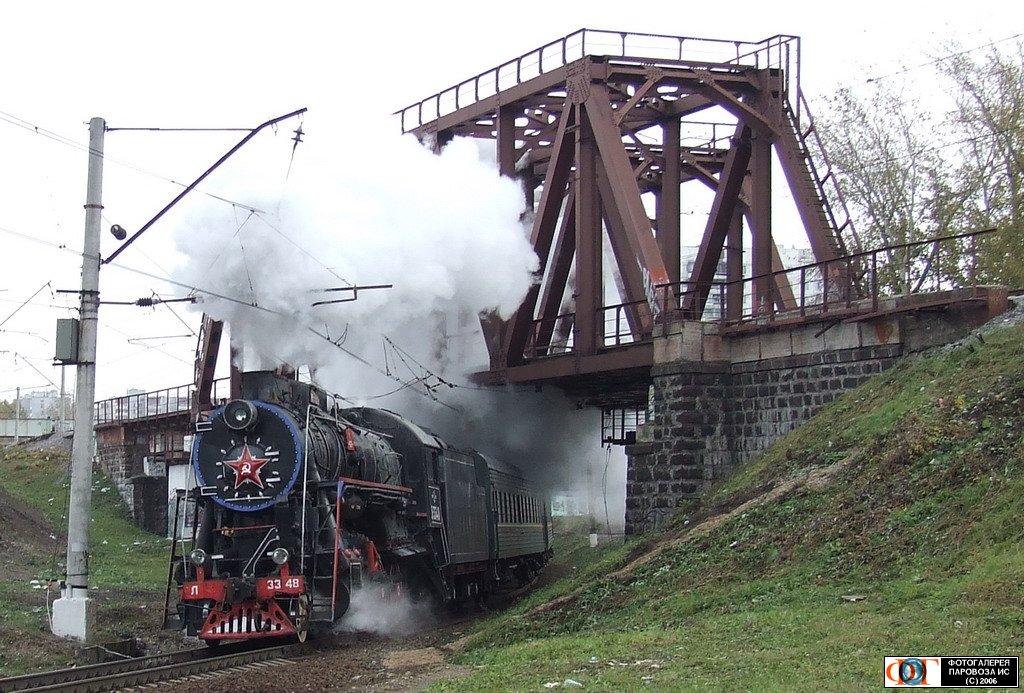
left=396, top=29, right=800, bottom=133
left=94, top=377, right=230, bottom=425
left=655, top=228, right=995, bottom=325
left=522, top=228, right=995, bottom=358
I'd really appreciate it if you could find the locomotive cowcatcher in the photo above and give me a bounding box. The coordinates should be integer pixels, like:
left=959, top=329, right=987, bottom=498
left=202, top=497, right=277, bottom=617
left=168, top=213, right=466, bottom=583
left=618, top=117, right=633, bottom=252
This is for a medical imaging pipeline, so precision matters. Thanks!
left=166, top=371, right=552, bottom=643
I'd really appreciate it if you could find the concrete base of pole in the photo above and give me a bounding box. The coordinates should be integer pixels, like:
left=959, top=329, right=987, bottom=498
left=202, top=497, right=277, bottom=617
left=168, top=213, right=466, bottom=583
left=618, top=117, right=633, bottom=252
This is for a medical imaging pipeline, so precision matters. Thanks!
left=51, top=593, right=95, bottom=642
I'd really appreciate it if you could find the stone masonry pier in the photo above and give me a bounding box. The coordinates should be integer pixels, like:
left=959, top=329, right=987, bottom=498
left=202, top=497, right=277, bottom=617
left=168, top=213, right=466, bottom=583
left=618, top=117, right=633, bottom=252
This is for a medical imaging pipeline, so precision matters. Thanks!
left=624, top=287, right=1008, bottom=534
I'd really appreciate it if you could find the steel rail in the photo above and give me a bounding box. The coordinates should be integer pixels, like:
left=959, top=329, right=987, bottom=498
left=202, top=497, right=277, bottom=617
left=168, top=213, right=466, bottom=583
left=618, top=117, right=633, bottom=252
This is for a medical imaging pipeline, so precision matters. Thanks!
left=0, top=642, right=308, bottom=693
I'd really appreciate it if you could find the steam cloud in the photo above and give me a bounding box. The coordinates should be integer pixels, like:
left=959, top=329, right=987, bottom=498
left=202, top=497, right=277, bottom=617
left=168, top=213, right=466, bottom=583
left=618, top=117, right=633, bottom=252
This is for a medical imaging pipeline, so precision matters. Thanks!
left=172, top=116, right=625, bottom=531
left=335, top=586, right=436, bottom=637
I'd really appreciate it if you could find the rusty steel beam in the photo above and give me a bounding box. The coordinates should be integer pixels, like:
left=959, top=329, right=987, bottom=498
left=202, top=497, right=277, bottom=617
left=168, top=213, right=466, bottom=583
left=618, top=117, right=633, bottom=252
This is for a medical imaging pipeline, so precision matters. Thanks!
left=475, top=341, right=654, bottom=384
left=726, top=210, right=744, bottom=320
left=659, top=116, right=682, bottom=287
left=478, top=104, right=523, bottom=366
left=683, top=125, right=752, bottom=318
left=774, top=119, right=844, bottom=263
left=575, top=104, right=603, bottom=356
left=410, top=60, right=601, bottom=138
left=595, top=163, right=650, bottom=336
left=193, top=315, right=223, bottom=412
left=664, top=92, right=716, bottom=118
left=613, top=71, right=664, bottom=126
left=685, top=155, right=799, bottom=319
left=750, top=129, right=773, bottom=314
left=500, top=103, right=577, bottom=366
left=688, top=68, right=777, bottom=137
left=771, top=244, right=798, bottom=311
left=535, top=190, right=576, bottom=353
left=583, top=83, right=670, bottom=311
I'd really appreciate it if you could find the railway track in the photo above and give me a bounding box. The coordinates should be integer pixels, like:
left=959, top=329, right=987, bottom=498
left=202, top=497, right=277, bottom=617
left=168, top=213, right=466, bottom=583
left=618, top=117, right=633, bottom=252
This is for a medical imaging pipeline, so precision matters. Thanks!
left=0, top=641, right=311, bottom=693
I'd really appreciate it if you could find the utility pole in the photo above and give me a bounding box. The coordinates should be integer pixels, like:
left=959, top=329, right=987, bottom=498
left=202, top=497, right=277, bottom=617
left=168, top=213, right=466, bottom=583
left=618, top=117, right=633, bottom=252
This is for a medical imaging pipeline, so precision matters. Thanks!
left=13, top=386, right=19, bottom=444
left=52, top=117, right=104, bottom=642
left=59, top=368, right=65, bottom=435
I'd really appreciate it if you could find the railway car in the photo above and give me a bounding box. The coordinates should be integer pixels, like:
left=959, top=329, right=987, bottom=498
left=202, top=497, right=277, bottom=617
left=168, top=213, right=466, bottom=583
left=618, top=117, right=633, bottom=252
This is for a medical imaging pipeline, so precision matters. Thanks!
left=169, top=371, right=552, bottom=643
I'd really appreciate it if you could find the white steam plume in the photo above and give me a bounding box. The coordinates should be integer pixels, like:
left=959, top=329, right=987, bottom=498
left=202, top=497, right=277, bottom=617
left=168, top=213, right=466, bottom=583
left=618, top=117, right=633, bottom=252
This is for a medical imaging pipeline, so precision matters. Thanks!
left=171, top=113, right=625, bottom=530
left=335, top=587, right=435, bottom=637
left=173, top=117, right=537, bottom=394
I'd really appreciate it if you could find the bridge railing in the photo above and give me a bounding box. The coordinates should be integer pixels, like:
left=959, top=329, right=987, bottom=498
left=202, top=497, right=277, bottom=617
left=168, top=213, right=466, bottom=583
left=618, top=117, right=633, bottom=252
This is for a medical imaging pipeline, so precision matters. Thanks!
left=523, top=229, right=994, bottom=358
left=94, top=378, right=231, bottom=425
left=658, top=228, right=994, bottom=327
left=397, top=29, right=799, bottom=133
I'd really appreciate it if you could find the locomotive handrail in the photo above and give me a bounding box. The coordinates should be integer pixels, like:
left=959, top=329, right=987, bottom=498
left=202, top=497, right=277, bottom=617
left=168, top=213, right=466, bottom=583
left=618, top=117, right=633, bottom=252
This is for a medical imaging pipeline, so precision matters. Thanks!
left=338, top=476, right=415, bottom=495
left=299, top=404, right=313, bottom=575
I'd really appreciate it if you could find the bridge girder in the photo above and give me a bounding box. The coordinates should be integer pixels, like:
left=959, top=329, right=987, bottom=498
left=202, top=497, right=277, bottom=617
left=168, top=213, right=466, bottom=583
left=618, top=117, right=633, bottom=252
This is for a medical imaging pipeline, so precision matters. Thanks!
left=399, top=31, right=857, bottom=407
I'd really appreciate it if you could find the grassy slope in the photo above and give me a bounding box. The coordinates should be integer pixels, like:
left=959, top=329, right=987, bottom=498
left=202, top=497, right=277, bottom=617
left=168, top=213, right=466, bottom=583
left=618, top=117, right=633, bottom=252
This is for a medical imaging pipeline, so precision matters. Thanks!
left=436, top=325, right=1024, bottom=691
left=0, top=447, right=170, bottom=676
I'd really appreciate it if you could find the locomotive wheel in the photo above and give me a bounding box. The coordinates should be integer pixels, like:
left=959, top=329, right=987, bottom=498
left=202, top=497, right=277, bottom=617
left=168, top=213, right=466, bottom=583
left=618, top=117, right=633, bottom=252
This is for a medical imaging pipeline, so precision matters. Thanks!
left=295, top=594, right=310, bottom=643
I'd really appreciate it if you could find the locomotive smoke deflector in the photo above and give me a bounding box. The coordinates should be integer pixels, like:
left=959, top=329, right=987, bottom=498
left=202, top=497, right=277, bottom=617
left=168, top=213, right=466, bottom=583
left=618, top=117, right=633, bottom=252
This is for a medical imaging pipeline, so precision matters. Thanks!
left=223, top=399, right=258, bottom=431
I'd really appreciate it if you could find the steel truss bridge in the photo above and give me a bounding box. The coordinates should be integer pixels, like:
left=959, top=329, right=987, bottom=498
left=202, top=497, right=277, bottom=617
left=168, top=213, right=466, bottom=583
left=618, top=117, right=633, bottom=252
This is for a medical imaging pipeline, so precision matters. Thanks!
left=390, top=29, right=992, bottom=411
left=99, top=30, right=996, bottom=444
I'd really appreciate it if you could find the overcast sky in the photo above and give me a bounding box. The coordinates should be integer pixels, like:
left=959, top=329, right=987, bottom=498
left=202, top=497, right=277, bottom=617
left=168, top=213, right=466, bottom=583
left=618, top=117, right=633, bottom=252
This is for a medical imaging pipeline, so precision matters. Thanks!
left=0, top=0, right=1018, bottom=405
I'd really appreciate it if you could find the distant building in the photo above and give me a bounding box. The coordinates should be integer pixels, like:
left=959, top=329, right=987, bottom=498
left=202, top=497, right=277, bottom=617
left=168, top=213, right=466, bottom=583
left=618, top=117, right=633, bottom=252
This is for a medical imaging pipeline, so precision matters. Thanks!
left=19, top=389, right=68, bottom=419
left=550, top=493, right=586, bottom=517
left=680, top=244, right=820, bottom=319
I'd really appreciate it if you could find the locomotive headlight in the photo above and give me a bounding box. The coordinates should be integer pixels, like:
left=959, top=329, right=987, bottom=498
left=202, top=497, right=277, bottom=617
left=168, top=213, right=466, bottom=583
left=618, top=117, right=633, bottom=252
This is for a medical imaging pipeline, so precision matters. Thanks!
left=271, top=548, right=290, bottom=565
left=189, top=548, right=208, bottom=566
left=223, top=400, right=258, bottom=431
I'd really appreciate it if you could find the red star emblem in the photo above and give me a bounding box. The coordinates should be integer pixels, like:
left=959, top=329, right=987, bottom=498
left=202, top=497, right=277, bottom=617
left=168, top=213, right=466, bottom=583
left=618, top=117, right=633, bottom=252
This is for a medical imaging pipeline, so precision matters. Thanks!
left=224, top=445, right=270, bottom=489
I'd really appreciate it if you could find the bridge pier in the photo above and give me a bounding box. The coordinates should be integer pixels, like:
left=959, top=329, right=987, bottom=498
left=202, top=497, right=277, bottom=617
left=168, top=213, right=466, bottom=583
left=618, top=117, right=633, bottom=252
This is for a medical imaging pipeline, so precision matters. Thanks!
left=625, top=287, right=1008, bottom=534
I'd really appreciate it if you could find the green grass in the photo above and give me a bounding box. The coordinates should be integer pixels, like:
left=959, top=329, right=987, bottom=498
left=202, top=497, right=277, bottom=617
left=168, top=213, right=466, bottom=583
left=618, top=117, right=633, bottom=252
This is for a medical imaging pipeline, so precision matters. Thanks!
left=0, top=448, right=170, bottom=587
left=432, top=324, right=1024, bottom=691
left=5, top=325, right=1024, bottom=685
left=0, top=447, right=171, bottom=676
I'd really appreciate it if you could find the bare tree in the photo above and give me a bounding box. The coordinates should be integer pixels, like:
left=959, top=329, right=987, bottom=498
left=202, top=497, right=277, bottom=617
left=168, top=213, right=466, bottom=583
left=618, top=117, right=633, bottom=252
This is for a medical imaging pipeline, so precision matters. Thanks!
left=818, top=41, right=1024, bottom=292
left=817, top=85, right=951, bottom=292
left=939, top=41, right=1024, bottom=288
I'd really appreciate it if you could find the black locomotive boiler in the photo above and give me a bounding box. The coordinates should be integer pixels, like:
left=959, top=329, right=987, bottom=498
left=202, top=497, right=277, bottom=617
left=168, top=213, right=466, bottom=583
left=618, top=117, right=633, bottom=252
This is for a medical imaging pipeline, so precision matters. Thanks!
left=172, top=371, right=552, bottom=643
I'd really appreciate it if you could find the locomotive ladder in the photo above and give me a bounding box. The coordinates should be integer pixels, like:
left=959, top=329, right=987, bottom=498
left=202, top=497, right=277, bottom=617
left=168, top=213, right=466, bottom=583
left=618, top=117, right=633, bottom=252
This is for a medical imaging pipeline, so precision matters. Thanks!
left=162, top=489, right=191, bottom=630
left=302, top=472, right=360, bottom=623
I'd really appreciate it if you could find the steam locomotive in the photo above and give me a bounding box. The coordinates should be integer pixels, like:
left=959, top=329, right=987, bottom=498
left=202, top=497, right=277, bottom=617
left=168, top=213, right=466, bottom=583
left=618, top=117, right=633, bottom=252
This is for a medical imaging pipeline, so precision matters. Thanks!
left=171, top=371, right=552, bottom=643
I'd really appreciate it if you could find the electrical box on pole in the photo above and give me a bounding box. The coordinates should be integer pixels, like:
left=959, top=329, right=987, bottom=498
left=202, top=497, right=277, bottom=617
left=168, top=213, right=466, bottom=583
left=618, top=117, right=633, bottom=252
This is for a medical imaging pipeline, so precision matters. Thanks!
left=55, top=318, right=80, bottom=364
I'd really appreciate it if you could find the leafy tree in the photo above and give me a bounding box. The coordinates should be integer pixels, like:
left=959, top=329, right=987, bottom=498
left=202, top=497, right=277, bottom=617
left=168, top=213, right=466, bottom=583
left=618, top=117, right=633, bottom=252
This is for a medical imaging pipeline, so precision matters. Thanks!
left=817, top=40, right=1024, bottom=291
left=0, top=400, right=28, bottom=418
left=938, top=41, right=1024, bottom=287
left=818, top=84, right=954, bottom=292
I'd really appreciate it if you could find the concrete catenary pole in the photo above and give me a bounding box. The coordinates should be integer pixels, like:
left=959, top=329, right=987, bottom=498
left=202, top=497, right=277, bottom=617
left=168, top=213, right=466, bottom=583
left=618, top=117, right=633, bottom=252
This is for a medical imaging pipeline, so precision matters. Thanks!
left=14, top=386, right=19, bottom=444
left=52, top=116, right=104, bottom=642
left=59, top=367, right=66, bottom=436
